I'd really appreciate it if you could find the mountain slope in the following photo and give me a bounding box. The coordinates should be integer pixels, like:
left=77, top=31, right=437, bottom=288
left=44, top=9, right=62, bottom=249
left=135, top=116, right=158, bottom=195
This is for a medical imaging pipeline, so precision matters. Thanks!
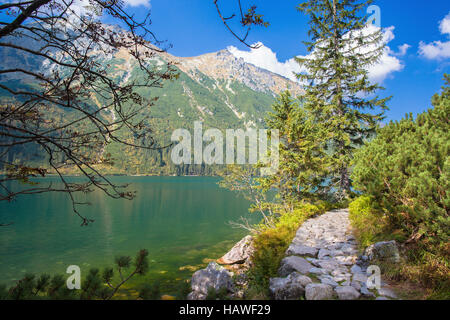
left=0, top=29, right=303, bottom=175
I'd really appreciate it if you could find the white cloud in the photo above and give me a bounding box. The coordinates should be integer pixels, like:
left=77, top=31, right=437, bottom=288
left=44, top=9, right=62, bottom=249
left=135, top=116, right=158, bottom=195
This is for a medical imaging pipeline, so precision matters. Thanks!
left=419, top=41, right=450, bottom=60
left=368, top=47, right=403, bottom=82
left=227, top=43, right=304, bottom=82
left=439, top=12, right=450, bottom=35
left=124, top=0, right=151, bottom=7
left=397, top=44, right=411, bottom=56
left=419, top=12, right=450, bottom=60
left=68, top=0, right=151, bottom=17
left=368, top=26, right=406, bottom=82
left=228, top=25, right=406, bottom=84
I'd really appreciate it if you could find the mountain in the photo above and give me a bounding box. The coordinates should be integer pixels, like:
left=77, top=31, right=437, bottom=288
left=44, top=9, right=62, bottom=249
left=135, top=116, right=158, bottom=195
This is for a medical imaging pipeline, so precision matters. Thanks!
left=0, top=28, right=303, bottom=175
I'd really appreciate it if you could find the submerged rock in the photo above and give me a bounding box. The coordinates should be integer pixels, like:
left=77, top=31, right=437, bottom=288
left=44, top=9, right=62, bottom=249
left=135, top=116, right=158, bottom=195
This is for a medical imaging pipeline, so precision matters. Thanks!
left=217, top=236, right=254, bottom=265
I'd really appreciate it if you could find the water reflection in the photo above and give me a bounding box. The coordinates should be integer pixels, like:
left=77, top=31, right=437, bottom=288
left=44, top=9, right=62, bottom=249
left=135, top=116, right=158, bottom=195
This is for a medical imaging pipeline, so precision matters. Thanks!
left=0, top=176, right=253, bottom=287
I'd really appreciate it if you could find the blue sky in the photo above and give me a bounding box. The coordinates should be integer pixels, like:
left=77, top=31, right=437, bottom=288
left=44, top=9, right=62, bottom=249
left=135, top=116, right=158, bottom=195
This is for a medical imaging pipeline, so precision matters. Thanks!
left=131, top=0, right=449, bottom=122
left=3, top=0, right=449, bottom=121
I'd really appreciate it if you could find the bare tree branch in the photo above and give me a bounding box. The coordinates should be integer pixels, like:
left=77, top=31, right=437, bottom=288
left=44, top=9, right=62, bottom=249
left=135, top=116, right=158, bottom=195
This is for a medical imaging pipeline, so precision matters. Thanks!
left=214, top=0, right=268, bottom=49
left=0, top=0, right=178, bottom=225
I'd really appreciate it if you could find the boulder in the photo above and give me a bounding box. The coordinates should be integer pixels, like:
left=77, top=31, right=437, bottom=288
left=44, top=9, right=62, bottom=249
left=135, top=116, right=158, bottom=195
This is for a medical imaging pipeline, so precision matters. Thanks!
left=305, top=283, right=334, bottom=300
left=217, top=236, right=254, bottom=265
left=378, top=287, right=397, bottom=299
left=360, top=285, right=376, bottom=298
left=350, top=265, right=362, bottom=274
left=318, top=249, right=332, bottom=259
left=190, top=262, right=233, bottom=297
left=187, top=291, right=206, bottom=300
left=317, top=259, right=340, bottom=272
left=352, top=272, right=368, bottom=283
left=335, top=286, right=361, bottom=300
left=365, top=241, right=400, bottom=264
left=309, top=267, right=327, bottom=275
left=286, top=244, right=318, bottom=258
left=269, top=273, right=313, bottom=300
left=319, top=276, right=339, bottom=288
left=351, top=280, right=361, bottom=291
left=278, top=256, right=313, bottom=277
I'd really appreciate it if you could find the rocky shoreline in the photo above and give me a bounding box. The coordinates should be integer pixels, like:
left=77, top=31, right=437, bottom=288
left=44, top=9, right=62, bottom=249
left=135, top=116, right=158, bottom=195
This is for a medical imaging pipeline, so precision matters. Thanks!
left=187, top=209, right=401, bottom=300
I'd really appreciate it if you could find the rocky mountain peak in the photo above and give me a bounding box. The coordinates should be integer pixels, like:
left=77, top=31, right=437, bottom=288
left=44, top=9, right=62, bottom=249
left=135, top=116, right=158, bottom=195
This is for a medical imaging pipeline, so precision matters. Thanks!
left=164, top=48, right=303, bottom=96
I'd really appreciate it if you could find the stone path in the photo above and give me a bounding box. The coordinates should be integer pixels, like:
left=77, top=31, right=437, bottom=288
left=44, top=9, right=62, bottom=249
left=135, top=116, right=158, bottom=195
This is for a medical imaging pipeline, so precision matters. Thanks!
left=270, top=209, right=399, bottom=300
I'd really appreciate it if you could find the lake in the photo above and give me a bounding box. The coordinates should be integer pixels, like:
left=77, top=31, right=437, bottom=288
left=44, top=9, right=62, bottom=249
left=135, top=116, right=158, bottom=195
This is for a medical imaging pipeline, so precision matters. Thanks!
left=0, top=176, right=254, bottom=297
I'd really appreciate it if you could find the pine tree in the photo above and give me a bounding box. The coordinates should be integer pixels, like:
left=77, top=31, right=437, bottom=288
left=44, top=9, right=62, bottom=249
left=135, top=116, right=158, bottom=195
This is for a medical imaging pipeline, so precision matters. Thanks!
left=296, top=0, right=390, bottom=199
left=265, top=90, right=330, bottom=206
left=351, top=74, right=450, bottom=247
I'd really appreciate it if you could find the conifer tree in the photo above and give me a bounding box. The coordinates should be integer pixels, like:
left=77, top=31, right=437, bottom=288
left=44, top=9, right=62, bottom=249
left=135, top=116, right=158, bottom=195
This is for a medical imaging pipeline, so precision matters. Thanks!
left=352, top=74, right=450, bottom=247
left=296, top=0, right=390, bottom=199
left=265, top=91, right=330, bottom=206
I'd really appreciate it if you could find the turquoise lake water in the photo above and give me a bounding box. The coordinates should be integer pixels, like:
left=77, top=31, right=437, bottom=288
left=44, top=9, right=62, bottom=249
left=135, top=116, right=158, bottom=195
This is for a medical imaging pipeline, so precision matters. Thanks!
left=0, top=176, right=253, bottom=296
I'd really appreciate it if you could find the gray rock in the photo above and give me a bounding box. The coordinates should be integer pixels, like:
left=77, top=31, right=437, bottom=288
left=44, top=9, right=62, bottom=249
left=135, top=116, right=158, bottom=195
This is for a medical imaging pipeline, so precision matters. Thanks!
left=318, top=249, right=332, bottom=259
left=305, top=283, right=334, bottom=300
left=335, top=255, right=357, bottom=266
left=187, top=291, right=206, bottom=300
left=376, top=297, right=390, bottom=300
left=342, top=280, right=351, bottom=286
left=217, top=235, right=254, bottom=265
left=309, top=267, right=327, bottom=275
left=335, top=286, right=361, bottom=300
left=341, top=244, right=356, bottom=253
left=360, top=285, right=376, bottom=298
left=378, top=287, right=397, bottom=299
left=365, top=241, right=401, bottom=264
left=269, top=273, right=312, bottom=300
left=278, top=256, right=313, bottom=277
left=190, top=262, right=233, bottom=296
left=330, top=250, right=344, bottom=257
left=320, top=277, right=339, bottom=288
left=333, top=275, right=349, bottom=283
left=305, top=258, right=321, bottom=266
left=352, top=272, right=368, bottom=283
left=317, top=259, right=340, bottom=271
left=351, top=265, right=362, bottom=274
left=351, top=281, right=361, bottom=291
left=286, top=244, right=318, bottom=258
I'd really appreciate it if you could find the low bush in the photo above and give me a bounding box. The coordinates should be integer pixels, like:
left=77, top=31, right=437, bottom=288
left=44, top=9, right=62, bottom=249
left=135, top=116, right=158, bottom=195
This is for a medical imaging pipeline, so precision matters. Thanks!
left=351, top=77, right=449, bottom=248
left=350, top=75, right=450, bottom=299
